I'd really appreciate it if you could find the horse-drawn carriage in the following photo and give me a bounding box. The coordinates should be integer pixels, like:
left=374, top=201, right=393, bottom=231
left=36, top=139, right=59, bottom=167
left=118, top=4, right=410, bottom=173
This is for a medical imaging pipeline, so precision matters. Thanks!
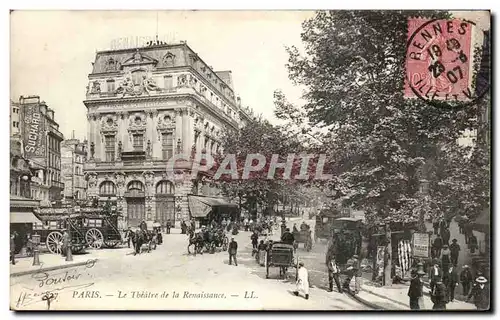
left=187, top=227, right=228, bottom=255
left=293, top=229, right=313, bottom=251
left=265, top=242, right=299, bottom=279
left=325, top=217, right=363, bottom=266
left=33, top=206, right=122, bottom=254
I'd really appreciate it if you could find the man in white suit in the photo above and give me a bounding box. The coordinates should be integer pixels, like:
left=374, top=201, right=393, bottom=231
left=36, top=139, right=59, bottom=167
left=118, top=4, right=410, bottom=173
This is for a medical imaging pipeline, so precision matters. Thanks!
left=294, top=262, right=310, bottom=300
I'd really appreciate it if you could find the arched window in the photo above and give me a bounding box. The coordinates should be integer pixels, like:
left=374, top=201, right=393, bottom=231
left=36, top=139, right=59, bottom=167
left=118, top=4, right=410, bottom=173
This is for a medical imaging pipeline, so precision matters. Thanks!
left=99, top=181, right=116, bottom=195
left=156, top=180, right=174, bottom=194
left=127, top=180, right=144, bottom=192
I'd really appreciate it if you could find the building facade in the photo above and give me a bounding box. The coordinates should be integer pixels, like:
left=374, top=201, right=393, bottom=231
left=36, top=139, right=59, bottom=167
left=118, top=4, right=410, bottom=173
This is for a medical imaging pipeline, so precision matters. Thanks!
left=61, top=137, right=87, bottom=201
left=17, top=96, right=65, bottom=205
left=83, top=41, right=253, bottom=230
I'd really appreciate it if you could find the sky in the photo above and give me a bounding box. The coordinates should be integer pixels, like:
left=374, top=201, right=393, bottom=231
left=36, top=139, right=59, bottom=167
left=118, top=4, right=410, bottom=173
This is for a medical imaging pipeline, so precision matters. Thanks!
left=10, top=10, right=314, bottom=141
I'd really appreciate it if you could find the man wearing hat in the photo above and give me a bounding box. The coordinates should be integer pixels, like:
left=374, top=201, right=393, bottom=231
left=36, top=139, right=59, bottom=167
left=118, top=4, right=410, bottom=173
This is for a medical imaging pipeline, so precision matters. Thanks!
left=467, top=276, right=489, bottom=310
left=228, top=237, right=238, bottom=266
left=294, top=262, right=310, bottom=300
left=443, top=264, right=459, bottom=302
left=61, top=229, right=70, bottom=257
left=408, top=267, right=426, bottom=310
left=431, top=275, right=448, bottom=310
left=432, top=234, right=443, bottom=259
left=342, top=254, right=360, bottom=294
left=460, top=265, right=473, bottom=296
left=449, top=239, right=461, bottom=266
left=280, top=228, right=295, bottom=245
left=441, top=244, right=451, bottom=271
left=429, top=259, right=442, bottom=293
left=441, top=227, right=451, bottom=246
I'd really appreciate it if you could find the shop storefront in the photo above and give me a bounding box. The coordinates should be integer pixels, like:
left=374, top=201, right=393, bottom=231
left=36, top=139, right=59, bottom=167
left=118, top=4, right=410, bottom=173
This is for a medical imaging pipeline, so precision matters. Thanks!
left=188, top=195, right=239, bottom=226
left=10, top=195, right=41, bottom=254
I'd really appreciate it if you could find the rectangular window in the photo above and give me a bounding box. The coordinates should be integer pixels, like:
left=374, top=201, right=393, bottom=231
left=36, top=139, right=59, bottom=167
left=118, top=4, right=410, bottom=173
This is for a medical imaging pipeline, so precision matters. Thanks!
left=104, top=135, right=116, bottom=162
left=107, top=80, right=115, bottom=92
left=164, top=75, right=173, bottom=89
left=133, top=134, right=144, bottom=151
left=162, top=133, right=173, bottom=160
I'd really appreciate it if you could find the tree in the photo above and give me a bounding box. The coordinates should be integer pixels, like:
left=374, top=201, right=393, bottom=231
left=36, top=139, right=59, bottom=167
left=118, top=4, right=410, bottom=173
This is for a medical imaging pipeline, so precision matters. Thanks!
left=275, top=10, right=489, bottom=227
left=212, top=117, right=308, bottom=219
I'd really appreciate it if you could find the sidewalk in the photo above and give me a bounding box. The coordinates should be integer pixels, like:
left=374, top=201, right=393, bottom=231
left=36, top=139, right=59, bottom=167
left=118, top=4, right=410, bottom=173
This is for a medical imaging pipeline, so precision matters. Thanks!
left=354, top=278, right=476, bottom=310
left=10, top=246, right=132, bottom=277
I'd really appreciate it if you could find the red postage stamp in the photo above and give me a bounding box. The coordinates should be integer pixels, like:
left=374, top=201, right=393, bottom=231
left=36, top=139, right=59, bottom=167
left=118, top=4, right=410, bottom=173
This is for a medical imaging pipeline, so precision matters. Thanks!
left=405, top=18, right=473, bottom=103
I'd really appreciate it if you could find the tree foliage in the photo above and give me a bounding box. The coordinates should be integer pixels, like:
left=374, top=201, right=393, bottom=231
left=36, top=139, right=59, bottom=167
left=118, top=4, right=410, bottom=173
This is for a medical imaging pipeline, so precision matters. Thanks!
left=275, top=10, right=490, bottom=227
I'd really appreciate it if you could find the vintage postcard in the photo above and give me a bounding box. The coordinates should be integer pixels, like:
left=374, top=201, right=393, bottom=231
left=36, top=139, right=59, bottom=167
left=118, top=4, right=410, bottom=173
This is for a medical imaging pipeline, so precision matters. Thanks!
left=9, top=10, right=491, bottom=311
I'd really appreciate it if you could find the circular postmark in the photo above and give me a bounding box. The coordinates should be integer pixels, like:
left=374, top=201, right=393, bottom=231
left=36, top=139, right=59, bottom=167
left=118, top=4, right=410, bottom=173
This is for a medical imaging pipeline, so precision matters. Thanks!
left=406, top=18, right=490, bottom=110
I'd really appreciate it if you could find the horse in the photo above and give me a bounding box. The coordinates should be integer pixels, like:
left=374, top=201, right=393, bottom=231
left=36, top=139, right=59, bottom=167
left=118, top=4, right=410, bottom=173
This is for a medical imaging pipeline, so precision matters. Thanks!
left=187, top=230, right=204, bottom=255
left=132, top=229, right=149, bottom=255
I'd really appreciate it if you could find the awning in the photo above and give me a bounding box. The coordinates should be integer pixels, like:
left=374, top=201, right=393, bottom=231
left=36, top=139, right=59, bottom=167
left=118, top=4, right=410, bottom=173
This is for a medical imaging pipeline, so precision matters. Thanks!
left=188, top=196, right=237, bottom=218
left=10, top=211, right=42, bottom=224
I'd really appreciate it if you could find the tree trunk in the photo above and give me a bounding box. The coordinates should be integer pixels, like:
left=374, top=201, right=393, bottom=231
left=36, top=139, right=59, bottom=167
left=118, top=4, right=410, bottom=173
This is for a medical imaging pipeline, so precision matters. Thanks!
left=384, top=230, right=392, bottom=287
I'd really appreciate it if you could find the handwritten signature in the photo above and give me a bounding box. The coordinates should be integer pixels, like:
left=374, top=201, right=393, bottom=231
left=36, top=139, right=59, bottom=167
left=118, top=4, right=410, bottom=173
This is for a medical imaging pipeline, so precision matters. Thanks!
left=13, top=259, right=97, bottom=309
left=31, top=258, right=97, bottom=288
left=15, top=282, right=95, bottom=309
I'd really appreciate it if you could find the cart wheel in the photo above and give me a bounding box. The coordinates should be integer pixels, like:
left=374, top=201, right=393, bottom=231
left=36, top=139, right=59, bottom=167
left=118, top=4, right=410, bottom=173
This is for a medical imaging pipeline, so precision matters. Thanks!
left=86, top=228, right=104, bottom=249
left=46, top=231, right=63, bottom=254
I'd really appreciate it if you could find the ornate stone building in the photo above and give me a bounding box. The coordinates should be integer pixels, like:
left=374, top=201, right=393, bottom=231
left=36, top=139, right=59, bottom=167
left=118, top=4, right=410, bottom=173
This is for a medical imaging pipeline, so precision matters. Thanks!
left=83, top=41, right=253, bottom=230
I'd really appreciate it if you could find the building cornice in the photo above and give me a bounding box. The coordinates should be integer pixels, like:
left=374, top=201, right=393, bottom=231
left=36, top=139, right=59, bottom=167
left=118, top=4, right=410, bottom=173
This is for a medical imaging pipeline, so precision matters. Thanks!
left=84, top=93, right=239, bottom=130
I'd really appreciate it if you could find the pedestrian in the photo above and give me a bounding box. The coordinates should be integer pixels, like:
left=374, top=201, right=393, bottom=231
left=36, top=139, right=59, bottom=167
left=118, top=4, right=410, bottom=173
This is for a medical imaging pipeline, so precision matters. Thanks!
left=244, top=217, right=249, bottom=231
left=250, top=231, right=259, bottom=256
left=432, top=234, right=443, bottom=259
left=468, top=234, right=478, bottom=254
left=190, top=219, right=196, bottom=232
left=441, top=227, right=451, bottom=246
left=429, top=260, right=442, bottom=293
left=228, top=237, right=238, bottom=266
left=464, top=222, right=473, bottom=244
left=467, top=276, right=489, bottom=310
left=431, top=275, right=448, bottom=310
left=443, top=264, right=459, bottom=302
left=327, top=256, right=343, bottom=293
left=449, top=239, right=460, bottom=266
left=166, top=219, right=172, bottom=234
left=342, top=254, right=360, bottom=294
left=126, top=227, right=132, bottom=248
left=294, top=262, right=309, bottom=300
left=280, top=228, right=295, bottom=245
left=408, top=268, right=426, bottom=310
left=460, top=265, right=473, bottom=296
left=61, top=229, right=70, bottom=257
left=439, top=218, right=447, bottom=238
left=432, top=216, right=439, bottom=235
left=156, top=227, right=163, bottom=245
left=10, top=232, right=16, bottom=265
left=441, top=244, right=451, bottom=271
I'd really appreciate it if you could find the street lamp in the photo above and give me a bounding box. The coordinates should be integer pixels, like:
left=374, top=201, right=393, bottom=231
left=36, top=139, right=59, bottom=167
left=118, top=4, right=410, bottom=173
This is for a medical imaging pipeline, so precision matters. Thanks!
left=32, top=234, right=41, bottom=266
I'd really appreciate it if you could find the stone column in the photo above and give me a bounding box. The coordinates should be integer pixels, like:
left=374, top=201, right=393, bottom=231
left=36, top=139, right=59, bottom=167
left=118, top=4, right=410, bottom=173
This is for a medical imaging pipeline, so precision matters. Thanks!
left=121, top=112, right=129, bottom=152
left=151, top=110, right=160, bottom=159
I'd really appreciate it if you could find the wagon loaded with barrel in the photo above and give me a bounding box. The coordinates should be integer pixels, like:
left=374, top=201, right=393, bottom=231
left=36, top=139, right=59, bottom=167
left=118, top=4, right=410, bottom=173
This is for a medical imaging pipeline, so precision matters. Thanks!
left=33, top=206, right=122, bottom=254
